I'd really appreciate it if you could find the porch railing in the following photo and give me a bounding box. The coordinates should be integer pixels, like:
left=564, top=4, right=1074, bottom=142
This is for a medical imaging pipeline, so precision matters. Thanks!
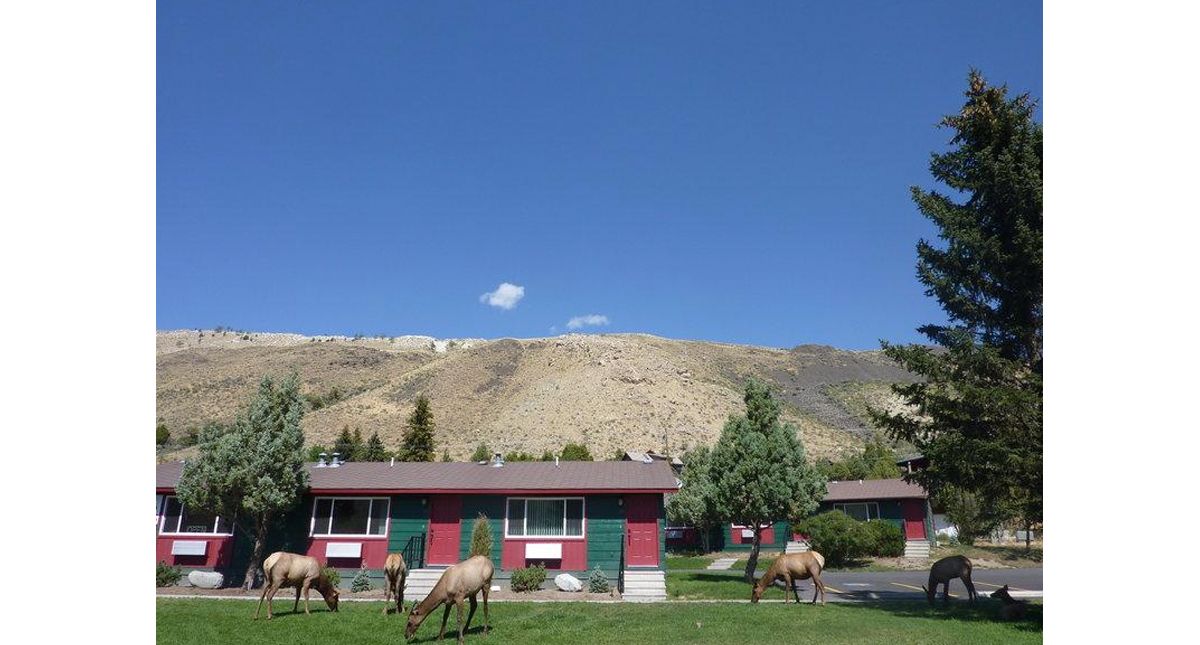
left=401, top=532, right=426, bottom=569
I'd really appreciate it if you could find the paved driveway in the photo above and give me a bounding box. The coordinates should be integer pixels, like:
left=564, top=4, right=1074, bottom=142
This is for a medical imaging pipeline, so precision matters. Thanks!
left=768, top=567, right=1043, bottom=603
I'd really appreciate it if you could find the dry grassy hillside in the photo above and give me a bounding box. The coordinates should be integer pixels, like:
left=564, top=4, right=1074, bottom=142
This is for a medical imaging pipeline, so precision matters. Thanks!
left=156, top=330, right=915, bottom=463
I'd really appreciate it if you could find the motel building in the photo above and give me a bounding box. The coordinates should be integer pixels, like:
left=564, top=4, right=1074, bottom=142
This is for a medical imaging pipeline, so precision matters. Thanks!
left=156, top=456, right=678, bottom=601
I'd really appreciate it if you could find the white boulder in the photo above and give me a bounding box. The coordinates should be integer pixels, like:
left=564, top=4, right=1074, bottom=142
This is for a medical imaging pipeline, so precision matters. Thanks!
left=187, top=570, right=224, bottom=589
left=554, top=573, right=582, bottom=592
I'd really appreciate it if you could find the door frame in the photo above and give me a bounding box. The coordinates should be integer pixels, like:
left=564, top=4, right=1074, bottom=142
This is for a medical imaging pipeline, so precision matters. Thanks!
left=624, top=494, right=660, bottom=567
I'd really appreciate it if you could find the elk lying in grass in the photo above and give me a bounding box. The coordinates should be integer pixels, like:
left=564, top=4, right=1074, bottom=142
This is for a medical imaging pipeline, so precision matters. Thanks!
left=405, top=555, right=494, bottom=644
left=991, top=584, right=1028, bottom=620
left=751, top=552, right=827, bottom=605
left=383, top=553, right=408, bottom=615
left=254, top=552, right=340, bottom=620
left=922, top=555, right=977, bottom=606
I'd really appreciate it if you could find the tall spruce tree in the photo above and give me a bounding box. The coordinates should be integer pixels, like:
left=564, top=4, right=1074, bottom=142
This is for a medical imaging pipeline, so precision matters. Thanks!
left=364, top=431, right=388, bottom=461
left=709, top=380, right=826, bottom=582
left=872, top=70, right=1043, bottom=547
left=398, top=396, right=436, bottom=462
left=176, top=373, right=310, bottom=589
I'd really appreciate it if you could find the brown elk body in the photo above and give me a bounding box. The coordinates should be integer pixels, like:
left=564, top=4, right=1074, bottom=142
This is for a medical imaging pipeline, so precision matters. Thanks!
left=990, top=584, right=1028, bottom=620
left=383, top=553, right=408, bottom=615
left=751, top=552, right=827, bottom=605
left=253, top=551, right=340, bottom=620
left=922, top=555, right=977, bottom=606
left=405, top=555, right=494, bottom=644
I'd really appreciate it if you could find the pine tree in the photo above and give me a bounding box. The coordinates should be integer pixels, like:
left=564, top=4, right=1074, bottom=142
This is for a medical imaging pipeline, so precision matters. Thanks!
left=364, top=432, right=388, bottom=461
left=709, top=380, right=826, bottom=582
left=351, top=428, right=365, bottom=460
left=441, top=450, right=452, bottom=462
left=470, top=444, right=491, bottom=462
left=398, top=396, right=437, bottom=462
left=333, top=426, right=355, bottom=461
left=872, top=70, right=1043, bottom=547
left=176, top=373, right=310, bottom=589
left=559, top=443, right=593, bottom=461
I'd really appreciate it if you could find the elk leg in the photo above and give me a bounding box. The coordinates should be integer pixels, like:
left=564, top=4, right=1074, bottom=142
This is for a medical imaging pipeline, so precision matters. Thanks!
left=482, top=585, right=490, bottom=636
left=456, top=598, right=466, bottom=645
left=293, top=585, right=302, bottom=613
left=383, top=576, right=391, bottom=615
left=942, top=581, right=950, bottom=606
left=439, top=603, right=451, bottom=641
left=265, top=582, right=281, bottom=620
left=963, top=575, right=977, bottom=604
left=399, top=572, right=407, bottom=614
left=464, top=594, right=478, bottom=633
left=303, top=577, right=314, bottom=615
left=255, top=580, right=274, bottom=620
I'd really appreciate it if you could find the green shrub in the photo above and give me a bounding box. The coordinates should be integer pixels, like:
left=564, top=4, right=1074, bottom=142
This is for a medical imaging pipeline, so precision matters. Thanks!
left=510, top=564, right=547, bottom=593
left=322, top=566, right=341, bottom=589
left=863, top=520, right=905, bottom=557
left=156, top=423, right=170, bottom=446
left=793, top=510, right=873, bottom=566
left=559, top=443, right=593, bottom=461
left=351, top=567, right=372, bottom=592
left=470, top=444, right=492, bottom=462
left=156, top=560, right=182, bottom=587
left=469, top=514, right=493, bottom=557
left=587, top=565, right=611, bottom=593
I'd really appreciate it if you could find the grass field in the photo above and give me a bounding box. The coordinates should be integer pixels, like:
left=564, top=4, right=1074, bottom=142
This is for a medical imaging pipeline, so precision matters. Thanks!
left=157, top=598, right=1041, bottom=644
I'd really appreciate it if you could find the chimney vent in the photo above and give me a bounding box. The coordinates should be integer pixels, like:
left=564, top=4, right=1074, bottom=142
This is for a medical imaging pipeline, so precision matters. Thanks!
left=330, top=452, right=342, bottom=467
left=390, top=457, right=395, bottom=468
left=491, top=452, right=504, bottom=468
left=316, top=452, right=328, bottom=468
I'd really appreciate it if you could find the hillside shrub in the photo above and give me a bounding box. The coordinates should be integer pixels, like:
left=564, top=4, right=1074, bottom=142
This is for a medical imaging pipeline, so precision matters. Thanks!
left=793, top=510, right=873, bottom=566
left=156, top=561, right=182, bottom=587
left=156, top=423, right=170, bottom=446
left=560, top=443, right=593, bottom=461
left=863, top=520, right=906, bottom=557
left=587, top=565, right=611, bottom=593
left=322, top=566, right=341, bottom=589
left=351, top=567, right=372, bottom=592
left=510, top=564, right=547, bottom=593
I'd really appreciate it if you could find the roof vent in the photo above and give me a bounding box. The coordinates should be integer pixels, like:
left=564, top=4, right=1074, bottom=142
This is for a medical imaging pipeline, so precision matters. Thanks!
left=554, top=456, right=559, bottom=467
left=330, top=452, right=342, bottom=468
left=491, top=452, right=504, bottom=468
left=390, top=457, right=395, bottom=468
left=316, top=452, right=328, bottom=468
left=641, top=454, right=653, bottom=464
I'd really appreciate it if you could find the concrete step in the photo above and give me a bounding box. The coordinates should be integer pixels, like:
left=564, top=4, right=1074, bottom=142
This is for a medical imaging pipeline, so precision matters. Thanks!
left=903, top=541, right=931, bottom=558
left=621, top=569, right=666, bottom=602
left=785, top=540, right=810, bottom=554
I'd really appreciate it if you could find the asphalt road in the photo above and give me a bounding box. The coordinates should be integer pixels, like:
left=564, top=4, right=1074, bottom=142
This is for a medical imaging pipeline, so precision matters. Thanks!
left=687, top=567, right=1043, bottom=603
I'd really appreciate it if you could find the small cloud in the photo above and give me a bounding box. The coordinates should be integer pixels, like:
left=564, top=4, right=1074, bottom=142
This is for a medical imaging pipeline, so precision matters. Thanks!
left=479, top=282, right=525, bottom=310
left=567, top=314, right=610, bottom=330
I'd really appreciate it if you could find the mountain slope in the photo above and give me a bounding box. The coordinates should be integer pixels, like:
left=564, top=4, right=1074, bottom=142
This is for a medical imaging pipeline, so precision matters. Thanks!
left=156, top=330, right=916, bottom=462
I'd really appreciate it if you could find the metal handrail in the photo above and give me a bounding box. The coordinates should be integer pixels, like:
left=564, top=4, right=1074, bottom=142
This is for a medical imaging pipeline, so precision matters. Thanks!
left=401, top=532, right=426, bottom=569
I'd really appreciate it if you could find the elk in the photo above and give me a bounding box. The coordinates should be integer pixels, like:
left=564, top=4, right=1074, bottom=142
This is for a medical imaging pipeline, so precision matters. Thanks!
left=922, top=555, right=977, bottom=606
left=750, top=552, right=827, bottom=605
left=383, top=553, right=409, bottom=615
left=254, top=551, right=340, bottom=620
left=405, top=555, right=494, bottom=644
left=990, top=584, right=1028, bottom=620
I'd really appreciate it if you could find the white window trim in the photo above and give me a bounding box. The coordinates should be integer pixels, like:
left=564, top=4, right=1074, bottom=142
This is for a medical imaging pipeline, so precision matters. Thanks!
left=730, top=522, right=774, bottom=530
left=309, top=496, right=391, bottom=538
left=157, top=495, right=233, bottom=537
left=504, top=497, right=586, bottom=540
left=833, top=502, right=881, bottom=521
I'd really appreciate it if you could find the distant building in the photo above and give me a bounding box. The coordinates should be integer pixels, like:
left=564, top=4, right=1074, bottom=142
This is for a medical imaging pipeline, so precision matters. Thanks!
left=622, top=449, right=683, bottom=474
left=895, top=453, right=928, bottom=474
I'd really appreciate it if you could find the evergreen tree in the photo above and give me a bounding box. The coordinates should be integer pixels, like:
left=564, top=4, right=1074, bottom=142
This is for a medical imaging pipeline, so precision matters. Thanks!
left=307, top=444, right=330, bottom=462
left=398, top=396, right=436, bottom=461
left=470, top=444, right=491, bottom=462
left=156, top=422, right=170, bottom=446
left=351, top=428, right=365, bottom=460
left=872, top=70, right=1043, bottom=547
left=176, top=373, right=310, bottom=589
left=665, top=446, right=719, bottom=552
left=441, top=450, right=452, bottom=462
left=469, top=513, right=493, bottom=557
left=709, top=380, right=826, bottom=582
left=540, top=450, right=556, bottom=462
left=559, top=443, right=593, bottom=461
left=364, top=432, right=389, bottom=461
left=817, top=435, right=902, bottom=481
left=333, top=426, right=355, bottom=461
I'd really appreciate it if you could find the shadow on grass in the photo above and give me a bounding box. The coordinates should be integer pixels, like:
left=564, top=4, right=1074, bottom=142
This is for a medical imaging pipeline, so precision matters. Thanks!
left=408, top=623, right=491, bottom=644
left=840, top=599, right=1043, bottom=634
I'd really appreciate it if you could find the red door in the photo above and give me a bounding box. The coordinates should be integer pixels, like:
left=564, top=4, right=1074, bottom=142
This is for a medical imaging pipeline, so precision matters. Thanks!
left=625, top=495, right=659, bottom=567
left=427, top=495, right=462, bottom=565
left=901, top=499, right=926, bottom=540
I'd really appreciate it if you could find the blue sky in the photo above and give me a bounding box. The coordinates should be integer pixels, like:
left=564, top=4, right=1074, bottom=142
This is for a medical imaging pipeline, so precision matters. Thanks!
left=157, top=1, right=1042, bottom=350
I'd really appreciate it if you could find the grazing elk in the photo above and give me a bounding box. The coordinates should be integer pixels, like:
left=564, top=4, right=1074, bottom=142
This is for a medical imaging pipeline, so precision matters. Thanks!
left=254, top=551, right=340, bottom=620
left=751, top=552, right=827, bottom=605
left=990, top=584, right=1028, bottom=620
left=922, top=555, right=978, bottom=606
left=405, top=555, right=494, bottom=644
left=383, top=552, right=409, bottom=615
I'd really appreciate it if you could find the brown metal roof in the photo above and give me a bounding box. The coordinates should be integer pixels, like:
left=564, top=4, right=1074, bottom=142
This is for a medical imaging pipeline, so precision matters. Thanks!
left=824, top=478, right=927, bottom=501
left=157, top=460, right=680, bottom=493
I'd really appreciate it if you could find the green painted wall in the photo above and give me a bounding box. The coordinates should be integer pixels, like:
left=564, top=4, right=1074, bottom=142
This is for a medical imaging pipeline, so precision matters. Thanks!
left=387, top=495, right=430, bottom=565
left=586, top=495, right=625, bottom=578
left=457, top=495, right=505, bottom=571
left=714, top=520, right=790, bottom=552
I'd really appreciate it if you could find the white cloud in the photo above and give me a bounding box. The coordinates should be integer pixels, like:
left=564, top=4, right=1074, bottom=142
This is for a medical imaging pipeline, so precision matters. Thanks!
left=567, top=314, right=610, bottom=330
left=479, top=282, right=525, bottom=310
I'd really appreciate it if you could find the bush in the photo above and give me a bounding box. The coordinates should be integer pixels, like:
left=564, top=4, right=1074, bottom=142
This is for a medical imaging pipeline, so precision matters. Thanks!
left=793, top=510, right=873, bottom=566
left=587, top=565, right=611, bottom=593
left=322, top=566, right=341, bottom=589
left=863, top=520, right=906, bottom=557
left=469, top=514, right=493, bottom=557
left=156, top=560, right=182, bottom=587
left=156, top=423, right=170, bottom=446
left=470, top=444, right=491, bottom=462
left=559, top=443, right=593, bottom=461
left=351, top=567, right=372, bottom=592
left=510, top=564, right=547, bottom=593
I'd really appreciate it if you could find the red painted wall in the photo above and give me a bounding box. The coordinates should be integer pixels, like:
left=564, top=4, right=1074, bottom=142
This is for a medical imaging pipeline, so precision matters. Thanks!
left=500, top=539, right=588, bottom=570
left=305, top=537, right=391, bottom=568
left=155, top=535, right=234, bottom=568
left=730, top=524, right=775, bottom=545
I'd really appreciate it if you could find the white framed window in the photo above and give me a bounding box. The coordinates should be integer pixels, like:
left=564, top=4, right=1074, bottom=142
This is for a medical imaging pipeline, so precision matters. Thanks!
left=505, top=497, right=585, bottom=539
left=310, top=497, right=390, bottom=537
left=158, top=495, right=232, bottom=536
left=833, top=502, right=881, bottom=522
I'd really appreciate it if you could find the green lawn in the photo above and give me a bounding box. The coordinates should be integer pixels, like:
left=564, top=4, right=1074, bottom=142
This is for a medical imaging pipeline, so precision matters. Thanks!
left=665, top=554, right=719, bottom=569
left=157, top=598, right=1041, bottom=644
